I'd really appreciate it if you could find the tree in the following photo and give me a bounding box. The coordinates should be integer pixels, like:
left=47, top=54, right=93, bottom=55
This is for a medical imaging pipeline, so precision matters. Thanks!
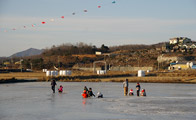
left=100, top=44, right=109, bottom=53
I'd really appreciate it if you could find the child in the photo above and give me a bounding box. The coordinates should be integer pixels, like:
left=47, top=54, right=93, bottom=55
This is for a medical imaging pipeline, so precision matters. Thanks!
left=84, top=86, right=89, bottom=94
left=140, top=89, right=146, bottom=96
left=82, top=90, right=88, bottom=98
left=97, top=91, right=103, bottom=98
left=58, top=85, right=63, bottom=93
left=129, top=89, right=134, bottom=96
left=88, top=88, right=95, bottom=97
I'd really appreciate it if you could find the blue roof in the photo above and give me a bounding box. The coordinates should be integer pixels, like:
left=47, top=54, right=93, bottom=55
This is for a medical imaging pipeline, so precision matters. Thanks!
left=192, top=65, right=196, bottom=69
left=170, top=63, right=176, bottom=65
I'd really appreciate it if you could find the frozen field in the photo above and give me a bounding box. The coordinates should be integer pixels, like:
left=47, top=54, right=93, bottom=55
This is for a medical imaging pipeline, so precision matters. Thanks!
left=0, top=82, right=196, bottom=120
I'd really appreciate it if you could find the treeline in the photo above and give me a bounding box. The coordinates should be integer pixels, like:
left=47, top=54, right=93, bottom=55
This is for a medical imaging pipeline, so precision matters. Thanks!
left=42, top=43, right=109, bottom=56
left=109, top=42, right=167, bottom=51
left=0, top=42, right=167, bottom=70
left=41, top=42, right=167, bottom=56
left=110, top=44, right=151, bottom=51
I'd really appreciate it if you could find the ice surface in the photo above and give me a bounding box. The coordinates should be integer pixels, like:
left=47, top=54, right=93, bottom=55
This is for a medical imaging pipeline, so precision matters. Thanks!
left=0, top=82, right=196, bottom=120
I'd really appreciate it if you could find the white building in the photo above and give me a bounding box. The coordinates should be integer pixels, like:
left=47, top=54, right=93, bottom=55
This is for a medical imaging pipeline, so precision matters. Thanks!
left=170, top=37, right=191, bottom=45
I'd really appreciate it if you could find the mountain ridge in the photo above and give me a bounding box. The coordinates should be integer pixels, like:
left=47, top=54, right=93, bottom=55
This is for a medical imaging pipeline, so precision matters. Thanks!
left=10, top=48, right=44, bottom=57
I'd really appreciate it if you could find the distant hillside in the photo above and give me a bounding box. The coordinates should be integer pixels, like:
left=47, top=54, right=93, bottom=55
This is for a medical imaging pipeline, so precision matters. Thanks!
left=10, top=48, right=44, bottom=57
left=109, top=42, right=168, bottom=51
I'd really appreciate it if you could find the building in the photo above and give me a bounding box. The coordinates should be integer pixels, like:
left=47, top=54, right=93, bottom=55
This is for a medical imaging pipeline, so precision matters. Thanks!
left=169, top=61, right=196, bottom=70
left=170, top=38, right=179, bottom=44
left=170, top=37, right=191, bottom=45
left=179, top=43, right=196, bottom=49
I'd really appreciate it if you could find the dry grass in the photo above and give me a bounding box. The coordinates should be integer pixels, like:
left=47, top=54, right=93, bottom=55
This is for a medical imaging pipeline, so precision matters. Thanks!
left=0, top=70, right=196, bottom=83
left=71, top=70, right=136, bottom=76
left=0, top=72, right=46, bottom=80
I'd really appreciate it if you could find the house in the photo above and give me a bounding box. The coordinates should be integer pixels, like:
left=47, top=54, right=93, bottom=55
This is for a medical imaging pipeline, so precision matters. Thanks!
left=179, top=37, right=191, bottom=44
left=190, top=43, right=196, bottom=49
left=169, top=37, right=191, bottom=45
left=170, top=37, right=179, bottom=44
left=178, top=43, right=196, bottom=50
left=169, top=61, right=196, bottom=70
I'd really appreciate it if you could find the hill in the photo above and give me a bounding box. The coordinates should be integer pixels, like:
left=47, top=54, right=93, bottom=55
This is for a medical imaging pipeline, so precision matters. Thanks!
left=10, top=48, right=44, bottom=57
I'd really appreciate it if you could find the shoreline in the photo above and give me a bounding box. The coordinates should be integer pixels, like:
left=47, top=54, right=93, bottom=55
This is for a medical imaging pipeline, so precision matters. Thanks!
left=1, top=71, right=196, bottom=84
left=1, top=76, right=196, bottom=84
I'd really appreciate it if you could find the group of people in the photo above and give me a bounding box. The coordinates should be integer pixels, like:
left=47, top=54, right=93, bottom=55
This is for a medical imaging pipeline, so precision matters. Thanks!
left=123, top=79, right=146, bottom=96
left=82, top=86, right=103, bottom=98
left=51, top=79, right=103, bottom=98
left=51, top=79, right=146, bottom=97
left=51, top=79, right=63, bottom=93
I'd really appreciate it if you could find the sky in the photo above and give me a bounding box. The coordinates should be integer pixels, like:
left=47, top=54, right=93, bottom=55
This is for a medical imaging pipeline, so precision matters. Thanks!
left=0, top=0, right=196, bottom=57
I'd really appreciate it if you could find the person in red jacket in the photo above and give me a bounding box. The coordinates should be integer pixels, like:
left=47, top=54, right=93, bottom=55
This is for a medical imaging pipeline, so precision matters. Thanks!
left=140, top=89, right=146, bottom=96
left=82, top=90, right=88, bottom=98
left=58, top=85, right=63, bottom=93
left=129, top=89, right=134, bottom=96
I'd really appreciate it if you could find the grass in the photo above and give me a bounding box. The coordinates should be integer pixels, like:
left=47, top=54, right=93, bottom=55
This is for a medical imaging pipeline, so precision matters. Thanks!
left=0, top=72, right=46, bottom=80
left=0, top=70, right=196, bottom=83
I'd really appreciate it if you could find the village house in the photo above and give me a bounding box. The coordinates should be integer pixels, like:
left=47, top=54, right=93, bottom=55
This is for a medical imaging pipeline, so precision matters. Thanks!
left=168, top=37, right=196, bottom=52
left=169, top=61, right=196, bottom=70
left=169, top=37, right=191, bottom=45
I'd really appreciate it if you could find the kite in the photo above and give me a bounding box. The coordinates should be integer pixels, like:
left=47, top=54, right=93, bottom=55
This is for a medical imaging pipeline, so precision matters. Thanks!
left=32, top=24, right=36, bottom=27
left=1, top=0, right=120, bottom=33
left=50, top=19, right=54, bottom=22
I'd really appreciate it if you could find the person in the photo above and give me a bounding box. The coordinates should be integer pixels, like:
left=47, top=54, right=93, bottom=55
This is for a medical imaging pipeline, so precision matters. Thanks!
left=136, top=83, right=141, bottom=96
left=97, top=91, right=103, bottom=98
left=123, top=79, right=129, bottom=96
left=82, top=90, right=88, bottom=98
left=88, top=88, right=95, bottom=97
left=129, top=89, right=134, bottom=96
left=51, top=79, right=57, bottom=93
left=140, top=89, right=146, bottom=96
left=84, top=86, right=89, bottom=94
left=58, top=85, right=63, bottom=93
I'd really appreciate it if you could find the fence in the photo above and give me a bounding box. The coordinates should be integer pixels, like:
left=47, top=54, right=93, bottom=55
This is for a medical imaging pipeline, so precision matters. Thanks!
left=76, top=66, right=153, bottom=71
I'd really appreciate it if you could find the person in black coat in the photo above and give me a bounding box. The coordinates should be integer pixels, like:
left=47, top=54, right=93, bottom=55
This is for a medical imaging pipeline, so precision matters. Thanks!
left=136, top=83, right=141, bottom=96
left=88, top=88, right=95, bottom=97
left=51, top=79, right=57, bottom=93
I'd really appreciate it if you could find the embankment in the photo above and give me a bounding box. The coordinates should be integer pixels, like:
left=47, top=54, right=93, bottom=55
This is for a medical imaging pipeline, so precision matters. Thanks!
left=1, top=70, right=196, bottom=84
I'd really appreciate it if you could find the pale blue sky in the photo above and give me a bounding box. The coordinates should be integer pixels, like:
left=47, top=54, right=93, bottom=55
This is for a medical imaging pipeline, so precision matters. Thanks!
left=0, top=0, right=196, bottom=57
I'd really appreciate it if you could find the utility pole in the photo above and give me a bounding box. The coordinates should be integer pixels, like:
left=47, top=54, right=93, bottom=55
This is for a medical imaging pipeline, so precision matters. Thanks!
left=58, top=56, right=60, bottom=69
left=20, top=59, right=23, bottom=72
left=30, top=62, right=33, bottom=70
left=157, top=53, right=161, bottom=71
